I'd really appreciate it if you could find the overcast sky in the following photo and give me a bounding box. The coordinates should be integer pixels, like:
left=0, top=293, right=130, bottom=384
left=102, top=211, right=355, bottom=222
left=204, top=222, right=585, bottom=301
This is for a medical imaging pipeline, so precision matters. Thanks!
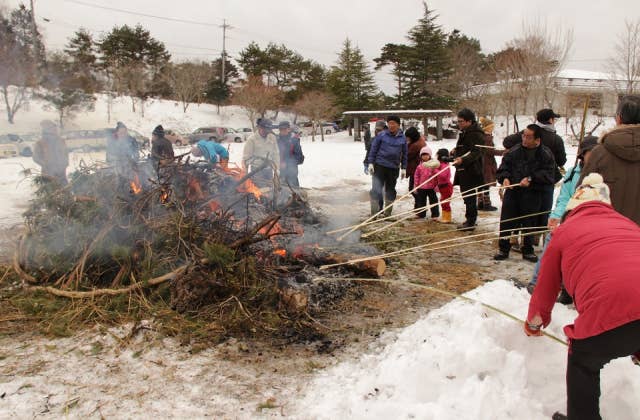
left=4, top=0, right=637, bottom=93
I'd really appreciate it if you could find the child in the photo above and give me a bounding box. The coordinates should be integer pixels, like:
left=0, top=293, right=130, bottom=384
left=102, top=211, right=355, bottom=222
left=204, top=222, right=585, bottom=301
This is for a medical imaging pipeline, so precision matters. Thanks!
left=413, top=146, right=441, bottom=219
left=436, top=148, right=454, bottom=223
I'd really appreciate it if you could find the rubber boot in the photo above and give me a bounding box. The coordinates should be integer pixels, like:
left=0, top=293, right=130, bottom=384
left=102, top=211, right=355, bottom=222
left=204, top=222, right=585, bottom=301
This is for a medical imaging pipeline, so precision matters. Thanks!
left=370, top=199, right=380, bottom=217
left=439, top=210, right=452, bottom=223
left=383, top=203, right=393, bottom=217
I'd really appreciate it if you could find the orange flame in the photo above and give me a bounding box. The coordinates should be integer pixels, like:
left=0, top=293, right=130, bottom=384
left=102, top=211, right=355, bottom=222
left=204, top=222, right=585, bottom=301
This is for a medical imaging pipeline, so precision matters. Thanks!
left=160, top=190, right=170, bottom=203
left=237, top=179, right=263, bottom=199
left=130, top=173, right=142, bottom=194
left=273, top=248, right=287, bottom=257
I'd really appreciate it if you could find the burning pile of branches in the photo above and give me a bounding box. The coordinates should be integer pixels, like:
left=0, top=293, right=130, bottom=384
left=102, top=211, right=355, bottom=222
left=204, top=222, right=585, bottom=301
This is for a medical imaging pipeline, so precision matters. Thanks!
left=11, top=156, right=383, bottom=339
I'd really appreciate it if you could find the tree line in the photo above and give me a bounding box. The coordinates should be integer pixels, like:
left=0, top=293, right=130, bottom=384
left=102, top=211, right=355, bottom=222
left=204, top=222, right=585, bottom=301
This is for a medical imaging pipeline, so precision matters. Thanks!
left=1, top=2, right=638, bottom=129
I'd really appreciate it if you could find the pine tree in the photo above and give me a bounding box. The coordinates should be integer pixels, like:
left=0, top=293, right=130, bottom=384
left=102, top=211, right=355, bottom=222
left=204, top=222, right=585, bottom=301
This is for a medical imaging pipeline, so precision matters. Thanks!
left=403, top=2, right=453, bottom=109
left=374, top=43, right=412, bottom=106
left=65, top=28, right=99, bottom=93
left=326, top=38, right=378, bottom=112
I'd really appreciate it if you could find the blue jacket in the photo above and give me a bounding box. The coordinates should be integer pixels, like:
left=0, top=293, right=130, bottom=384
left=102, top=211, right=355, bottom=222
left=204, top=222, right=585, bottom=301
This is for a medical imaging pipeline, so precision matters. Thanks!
left=367, top=129, right=408, bottom=169
left=196, top=140, right=229, bottom=163
left=277, top=134, right=304, bottom=165
left=550, top=165, right=581, bottom=219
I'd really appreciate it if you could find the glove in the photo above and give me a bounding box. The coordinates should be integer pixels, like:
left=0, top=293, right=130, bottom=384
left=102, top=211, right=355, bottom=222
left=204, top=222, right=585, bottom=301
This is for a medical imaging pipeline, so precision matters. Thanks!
left=632, top=352, right=640, bottom=366
left=368, top=164, right=375, bottom=175
left=363, top=164, right=368, bottom=175
left=400, top=169, right=406, bottom=179
left=524, top=321, right=543, bottom=337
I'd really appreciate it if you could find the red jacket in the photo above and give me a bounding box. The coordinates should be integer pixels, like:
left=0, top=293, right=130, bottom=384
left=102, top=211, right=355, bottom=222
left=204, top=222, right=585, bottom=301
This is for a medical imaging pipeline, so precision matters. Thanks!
left=528, top=201, right=640, bottom=340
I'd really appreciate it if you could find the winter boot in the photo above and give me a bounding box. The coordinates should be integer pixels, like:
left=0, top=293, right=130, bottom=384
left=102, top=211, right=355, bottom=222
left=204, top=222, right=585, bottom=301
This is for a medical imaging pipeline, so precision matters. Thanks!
left=370, top=200, right=380, bottom=217
left=551, top=412, right=567, bottom=420
left=383, top=203, right=393, bottom=218
left=456, top=221, right=476, bottom=231
left=439, top=210, right=452, bottom=223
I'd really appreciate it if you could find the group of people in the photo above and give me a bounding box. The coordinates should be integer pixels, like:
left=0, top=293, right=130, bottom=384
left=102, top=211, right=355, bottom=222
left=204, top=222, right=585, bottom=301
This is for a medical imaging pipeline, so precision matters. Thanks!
left=362, top=97, right=640, bottom=419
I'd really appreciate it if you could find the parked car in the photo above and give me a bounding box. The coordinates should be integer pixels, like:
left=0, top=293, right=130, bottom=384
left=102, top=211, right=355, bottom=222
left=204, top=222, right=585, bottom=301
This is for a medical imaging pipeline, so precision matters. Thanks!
left=0, top=134, right=34, bottom=157
left=237, top=127, right=253, bottom=135
left=187, top=127, right=244, bottom=144
left=300, top=121, right=338, bottom=135
left=164, top=129, right=188, bottom=146
left=61, top=129, right=108, bottom=152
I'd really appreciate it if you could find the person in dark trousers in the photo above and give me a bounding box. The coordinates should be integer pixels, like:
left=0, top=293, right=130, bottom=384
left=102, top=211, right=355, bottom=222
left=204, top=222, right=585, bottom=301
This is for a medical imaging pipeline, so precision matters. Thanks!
left=478, top=117, right=503, bottom=211
left=525, top=176, right=640, bottom=420
left=579, top=94, right=640, bottom=225
left=150, top=124, right=174, bottom=166
left=494, top=124, right=556, bottom=262
left=451, top=108, right=485, bottom=230
left=33, top=120, right=69, bottom=184
left=276, top=120, right=304, bottom=187
left=412, top=145, right=440, bottom=219
left=504, top=109, right=566, bottom=235
left=367, top=115, right=408, bottom=217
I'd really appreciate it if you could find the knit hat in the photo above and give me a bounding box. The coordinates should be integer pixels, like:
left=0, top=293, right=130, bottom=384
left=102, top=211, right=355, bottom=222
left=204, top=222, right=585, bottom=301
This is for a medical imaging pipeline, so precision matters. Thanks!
left=577, top=135, right=599, bottom=158
left=40, top=120, right=57, bottom=133
left=374, top=120, right=387, bottom=131
left=419, top=145, right=433, bottom=157
left=566, top=173, right=611, bottom=211
left=115, top=121, right=127, bottom=130
left=436, top=148, right=449, bottom=160
left=405, top=126, right=420, bottom=142
left=152, top=125, right=165, bottom=137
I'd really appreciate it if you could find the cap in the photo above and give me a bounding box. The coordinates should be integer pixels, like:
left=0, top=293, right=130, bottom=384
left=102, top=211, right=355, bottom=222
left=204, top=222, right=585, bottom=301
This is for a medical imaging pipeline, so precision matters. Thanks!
left=374, top=120, right=387, bottom=130
left=278, top=121, right=291, bottom=129
left=536, top=109, right=561, bottom=123
left=257, top=118, right=273, bottom=129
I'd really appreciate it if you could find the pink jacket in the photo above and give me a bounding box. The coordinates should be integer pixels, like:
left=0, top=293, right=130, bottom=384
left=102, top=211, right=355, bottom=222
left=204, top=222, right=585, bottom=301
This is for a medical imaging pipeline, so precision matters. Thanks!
left=435, top=162, right=452, bottom=188
left=413, top=160, right=440, bottom=190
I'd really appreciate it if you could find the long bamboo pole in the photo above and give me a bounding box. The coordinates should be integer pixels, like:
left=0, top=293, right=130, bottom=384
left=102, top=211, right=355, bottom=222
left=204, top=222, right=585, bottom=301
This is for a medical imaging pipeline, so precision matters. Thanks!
left=362, top=183, right=514, bottom=238
left=319, top=229, right=549, bottom=270
left=312, top=276, right=567, bottom=346
left=331, top=162, right=458, bottom=240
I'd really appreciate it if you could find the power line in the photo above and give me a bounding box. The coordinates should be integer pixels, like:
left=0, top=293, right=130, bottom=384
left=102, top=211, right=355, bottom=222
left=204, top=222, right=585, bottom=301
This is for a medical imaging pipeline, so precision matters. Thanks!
left=63, top=0, right=221, bottom=27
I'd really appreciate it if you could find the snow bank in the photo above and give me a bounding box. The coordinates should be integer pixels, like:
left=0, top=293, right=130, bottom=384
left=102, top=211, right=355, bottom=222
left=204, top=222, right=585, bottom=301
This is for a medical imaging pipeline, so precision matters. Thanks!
left=296, top=280, right=640, bottom=419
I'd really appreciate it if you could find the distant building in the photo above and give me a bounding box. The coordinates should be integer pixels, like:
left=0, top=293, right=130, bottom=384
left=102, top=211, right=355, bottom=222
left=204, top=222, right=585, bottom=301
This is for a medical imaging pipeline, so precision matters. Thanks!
left=474, top=69, right=637, bottom=118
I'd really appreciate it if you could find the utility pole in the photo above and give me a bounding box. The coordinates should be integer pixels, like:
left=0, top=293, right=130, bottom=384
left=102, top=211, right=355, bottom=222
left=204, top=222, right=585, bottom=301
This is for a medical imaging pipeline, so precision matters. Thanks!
left=220, top=19, right=232, bottom=84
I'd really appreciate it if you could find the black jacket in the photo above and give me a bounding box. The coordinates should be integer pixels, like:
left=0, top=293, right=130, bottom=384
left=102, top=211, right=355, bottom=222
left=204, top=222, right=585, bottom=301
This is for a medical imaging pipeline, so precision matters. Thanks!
left=496, top=144, right=556, bottom=191
left=503, top=128, right=565, bottom=182
left=151, top=136, right=174, bottom=162
left=453, top=122, right=485, bottom=190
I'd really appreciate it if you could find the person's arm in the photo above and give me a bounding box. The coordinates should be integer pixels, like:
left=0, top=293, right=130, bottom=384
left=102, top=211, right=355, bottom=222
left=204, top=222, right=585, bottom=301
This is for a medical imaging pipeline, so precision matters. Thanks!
left=527, top=234, right=564, bottom=327
left=293, top=140, right=304, bottom=164
left=242, top=136, right=255, bottom=169
left=495, top=151, right=512, bottom=184
left=555, top=136, right=567, bottom=167
left=215, top=143, right=229, bottom=161
left=367, top=135, right=382, bottom=165
left=33, top=141, right=44, bottom=166
left=401, top=140, right=408, bottom=170
left=550, top=167, right=579, bottom=219
left=270, top=135, right=280, bottom=171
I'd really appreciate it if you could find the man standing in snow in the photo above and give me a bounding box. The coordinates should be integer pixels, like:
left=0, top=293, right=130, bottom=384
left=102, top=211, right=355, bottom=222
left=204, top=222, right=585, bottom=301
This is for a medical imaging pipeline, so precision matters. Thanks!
left=106, top=121, right=139, bottom=175
left=150, top=124, right=174, bottom=166
left=366, top=115, right=408, bottom=217
left=579, top=94, right=640, bottom=225
left=494, top=124, right=556, bottom=262
left=451, top=108, right=485, bottom=230
left=525, top=174, right=640, bottom=420
left=276, top=121, right=304, bottom=187
left=33, top=120, right=69, bottom=184
left=243, top=118, right=280, bottom=181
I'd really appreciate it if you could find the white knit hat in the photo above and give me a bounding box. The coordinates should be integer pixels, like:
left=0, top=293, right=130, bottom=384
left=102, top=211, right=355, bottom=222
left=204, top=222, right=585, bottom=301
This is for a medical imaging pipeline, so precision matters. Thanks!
left=566, top=173, right=611, bottom=211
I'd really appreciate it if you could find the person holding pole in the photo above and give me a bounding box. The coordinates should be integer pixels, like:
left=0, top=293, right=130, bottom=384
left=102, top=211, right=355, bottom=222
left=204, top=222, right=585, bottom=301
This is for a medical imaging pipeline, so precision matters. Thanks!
left=366, top=115, right=408, bottom=217
left=494, top=124, right=556, bottom=262
left=525, top=175, right=640, bottom=420
left=451, top=108, right=485, bottom=230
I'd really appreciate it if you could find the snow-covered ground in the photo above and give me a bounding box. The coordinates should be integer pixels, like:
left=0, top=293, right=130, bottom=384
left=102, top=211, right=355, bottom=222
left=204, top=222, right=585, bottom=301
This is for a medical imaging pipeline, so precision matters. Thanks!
left=2, top=96, right=635, bottom=419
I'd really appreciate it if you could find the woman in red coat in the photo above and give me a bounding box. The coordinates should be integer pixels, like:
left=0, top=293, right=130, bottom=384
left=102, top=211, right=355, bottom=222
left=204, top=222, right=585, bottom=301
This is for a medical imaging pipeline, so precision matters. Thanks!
left=525, top=173, right=640, bottom=420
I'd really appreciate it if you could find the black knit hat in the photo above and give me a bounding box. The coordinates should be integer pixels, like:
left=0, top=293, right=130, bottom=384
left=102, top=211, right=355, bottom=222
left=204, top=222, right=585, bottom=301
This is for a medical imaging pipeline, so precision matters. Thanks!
left=577, top=135, right=599, bottom=158
left=152, top=125, right=165, bottom=137
left=405, top=126, right=420, bottom=142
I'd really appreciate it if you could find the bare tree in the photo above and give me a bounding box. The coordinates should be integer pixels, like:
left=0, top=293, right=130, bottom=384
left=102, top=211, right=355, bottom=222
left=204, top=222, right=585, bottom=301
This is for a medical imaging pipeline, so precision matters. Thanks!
left=168, top=61, right=211, bottom=113
left=293, top=91, right=337, bottom=142
left=232, top=76, right=282, bottom=130
left=608, top=19, right=640, bottom=95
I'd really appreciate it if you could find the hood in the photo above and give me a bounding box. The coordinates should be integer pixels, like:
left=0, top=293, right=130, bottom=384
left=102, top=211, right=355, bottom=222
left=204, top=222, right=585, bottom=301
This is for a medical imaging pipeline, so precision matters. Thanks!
left=464, top=122, right=484, bottom=135
left=601, top=124, right=640, bottom=162
left=535, top=121, right=556, bottom=133
left=566, top=200, right=615, bottom=220
left=419, top=145, right=433, bottom=157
